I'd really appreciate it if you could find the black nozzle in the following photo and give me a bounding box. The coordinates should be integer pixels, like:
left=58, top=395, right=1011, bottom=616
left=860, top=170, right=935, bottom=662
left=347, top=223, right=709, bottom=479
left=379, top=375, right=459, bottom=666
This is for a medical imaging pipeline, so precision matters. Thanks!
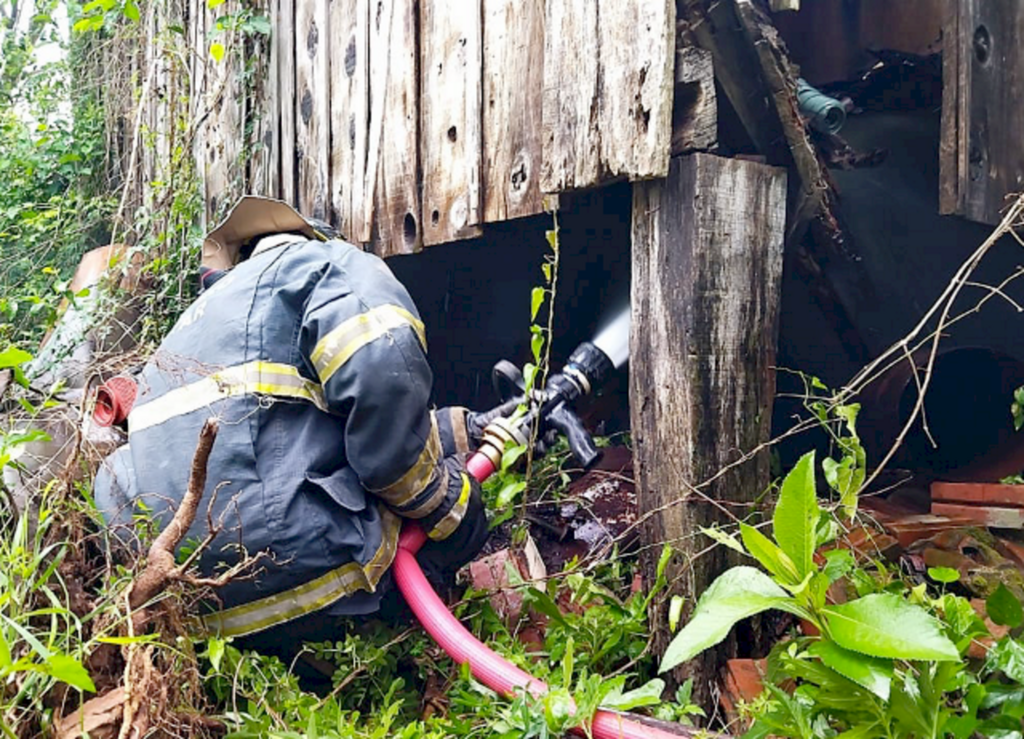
left=565, top=341, right=614, bottom=392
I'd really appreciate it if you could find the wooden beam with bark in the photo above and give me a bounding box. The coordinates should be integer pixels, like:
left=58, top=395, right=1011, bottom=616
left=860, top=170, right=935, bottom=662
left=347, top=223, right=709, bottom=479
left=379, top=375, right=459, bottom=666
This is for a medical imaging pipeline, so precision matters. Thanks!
left=630, top=153, right=786, bottom=707
left=681, top=0, right=874, bottom=361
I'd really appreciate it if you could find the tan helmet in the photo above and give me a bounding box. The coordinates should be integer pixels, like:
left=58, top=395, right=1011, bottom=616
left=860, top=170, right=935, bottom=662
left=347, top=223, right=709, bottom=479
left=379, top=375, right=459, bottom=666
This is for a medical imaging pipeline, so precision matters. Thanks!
left=202, top=196, right=320, bottom=270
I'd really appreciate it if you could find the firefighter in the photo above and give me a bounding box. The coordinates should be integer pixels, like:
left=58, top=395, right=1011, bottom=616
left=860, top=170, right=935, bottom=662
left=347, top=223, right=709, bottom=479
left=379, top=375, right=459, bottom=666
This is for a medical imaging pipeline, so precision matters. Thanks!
left=93, top=196, right=505, bottom=656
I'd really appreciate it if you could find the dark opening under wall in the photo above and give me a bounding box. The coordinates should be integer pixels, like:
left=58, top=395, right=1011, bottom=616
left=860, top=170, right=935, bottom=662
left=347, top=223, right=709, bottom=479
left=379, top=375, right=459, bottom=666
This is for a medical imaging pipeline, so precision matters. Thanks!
left=387, top=183, right=634, bottom=433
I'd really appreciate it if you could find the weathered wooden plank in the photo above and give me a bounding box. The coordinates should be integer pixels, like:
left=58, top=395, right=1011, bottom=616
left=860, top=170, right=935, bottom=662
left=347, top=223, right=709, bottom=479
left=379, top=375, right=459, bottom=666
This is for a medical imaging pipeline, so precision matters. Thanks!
left=372, top=0, right=421, bottom=256
left=202, top=6, right=243, bottom=222
left=481, top=0, right=545, bottom=223
left=279, top=0, right=297, bottom=205
left=938, top=0, right=959, bottom=214
left=295, top=0, right=330, bottom=220
left=631, top=153, right=786, bottom=704
left=541, top=0, right=674, bottom=193
left=947, top=0, right=1024, bottom=225
left=682, top=0, right=873, bottom=362
left=265, top=0, right=281, bottom=198
left=420, top=0, right=483, bottom=245
left=329, top=0, right=368, bottom=242
left=672, top=46, right=716, bottom=155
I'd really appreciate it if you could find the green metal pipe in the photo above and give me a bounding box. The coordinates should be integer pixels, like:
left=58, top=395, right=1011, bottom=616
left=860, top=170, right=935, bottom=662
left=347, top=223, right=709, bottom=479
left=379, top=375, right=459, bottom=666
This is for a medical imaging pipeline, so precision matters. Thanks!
left=796, top=78, right=846, bottom=135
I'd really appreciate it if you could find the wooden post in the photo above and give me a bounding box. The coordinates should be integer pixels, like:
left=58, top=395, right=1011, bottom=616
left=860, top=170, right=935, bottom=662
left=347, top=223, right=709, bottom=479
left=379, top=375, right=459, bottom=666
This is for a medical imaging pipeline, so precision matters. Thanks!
left=630, top=153, right=786, bottom=708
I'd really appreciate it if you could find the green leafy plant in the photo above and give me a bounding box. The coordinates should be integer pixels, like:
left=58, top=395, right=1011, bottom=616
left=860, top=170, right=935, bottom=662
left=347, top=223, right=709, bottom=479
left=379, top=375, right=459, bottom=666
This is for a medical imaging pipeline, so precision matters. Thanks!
left=661, top=451, right=962, bottom=736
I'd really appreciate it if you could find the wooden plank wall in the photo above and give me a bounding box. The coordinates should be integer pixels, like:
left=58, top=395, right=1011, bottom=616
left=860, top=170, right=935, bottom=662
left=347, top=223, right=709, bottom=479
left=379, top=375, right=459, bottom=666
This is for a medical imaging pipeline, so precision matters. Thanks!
left=155, top=0, right=679, bottom=255
left=940, top=0, right=1024, bottom=226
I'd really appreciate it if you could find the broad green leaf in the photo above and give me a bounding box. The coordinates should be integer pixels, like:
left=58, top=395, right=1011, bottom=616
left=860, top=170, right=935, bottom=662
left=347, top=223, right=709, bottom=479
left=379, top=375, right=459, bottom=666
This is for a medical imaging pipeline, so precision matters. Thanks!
left=988, top=583, right=1024, bottom=628
left=209, top=41, right=226, bottom=62
left=740, top=523, right=800, bottom=586
left=987, top=637, right=1024, bottom=683
left=541, top=262, right=552, bottom=283
left=122, top=0, right=140, bottom=21
left=525, top=587, right=567, bottom=626
left=822, top=548, right=855, bottom=585
left=815, top=511, right=839, bottom=549
left=808, top=640, right=893, bottom=700
left=773, top=451, right=819, bottom=581
left=500, top=444, right=527, bottom=471
left=927, top=566, right=960, bottom=584
left=601, top=678, right=665, bottom=711
left=545, top=229, right=558, bottom=252
left=207, top=637, right=226, bottom=672
left=0, top=629, right=10, bottom=668
left=531, top=332, right=544, bottom=363
left=496, top=481, right=527, bottom=507
left=530, top=287, right=545, bottom=320
left=660, top=566, right=804, bottom=673
left=700, top=525, right=745, bottom=555
left=46, top=654, right=95, bottom=692
left=823, top=594, right=959, bottom=661
left=0, top=347, right=31, bottom=369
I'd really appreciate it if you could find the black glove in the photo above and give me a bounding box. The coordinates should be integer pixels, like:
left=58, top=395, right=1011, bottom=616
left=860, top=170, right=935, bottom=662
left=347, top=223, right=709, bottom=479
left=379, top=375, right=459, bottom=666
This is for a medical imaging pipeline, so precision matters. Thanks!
left=465, top=397, right=525, bottom=447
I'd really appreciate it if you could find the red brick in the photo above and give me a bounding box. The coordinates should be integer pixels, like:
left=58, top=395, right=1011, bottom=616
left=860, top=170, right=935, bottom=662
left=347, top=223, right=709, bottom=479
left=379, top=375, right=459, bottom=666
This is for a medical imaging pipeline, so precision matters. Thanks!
left=967, top=599, right=1011, bottom=660
left=878, top=515, right=972, bottom=548
left=997, top=536, right=1024, bottom=567
left=720, top=659, right=767, bottom=727
left=931, top=502, right=1024, bottom=529
left=932, top=482, right=1024, bottom=508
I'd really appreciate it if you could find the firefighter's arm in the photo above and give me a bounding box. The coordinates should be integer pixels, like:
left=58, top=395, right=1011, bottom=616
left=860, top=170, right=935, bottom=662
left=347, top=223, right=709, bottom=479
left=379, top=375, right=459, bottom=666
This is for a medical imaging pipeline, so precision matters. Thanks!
left=300, top=258, right=482, bottom=541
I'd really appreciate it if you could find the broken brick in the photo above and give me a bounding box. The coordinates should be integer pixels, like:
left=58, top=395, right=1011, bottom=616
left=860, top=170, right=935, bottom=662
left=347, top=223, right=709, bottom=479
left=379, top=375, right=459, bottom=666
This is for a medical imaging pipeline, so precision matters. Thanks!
left=720, top=659, right=767, bottom=727
left=932, top=503, right=1024, bottom=530
left=967, top=599, right=1011, bottom=660
left=932, top=482, right=1024, bottom=508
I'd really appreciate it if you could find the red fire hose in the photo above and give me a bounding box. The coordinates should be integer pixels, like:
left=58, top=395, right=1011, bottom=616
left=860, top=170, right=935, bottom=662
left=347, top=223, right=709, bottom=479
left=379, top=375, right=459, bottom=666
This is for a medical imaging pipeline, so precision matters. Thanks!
left=393, top=451, right=689, bottom=739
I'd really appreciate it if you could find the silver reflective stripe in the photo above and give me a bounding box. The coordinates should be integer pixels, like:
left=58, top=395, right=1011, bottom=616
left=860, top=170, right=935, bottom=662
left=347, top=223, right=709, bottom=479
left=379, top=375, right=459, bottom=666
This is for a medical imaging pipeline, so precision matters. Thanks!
left=200, top=508, right=400, bottom=638
left=311, top=304, right=426, bottom=385
left=128, top=361, right=326, bottom=433
left=427, top=472, right=471, bottom=541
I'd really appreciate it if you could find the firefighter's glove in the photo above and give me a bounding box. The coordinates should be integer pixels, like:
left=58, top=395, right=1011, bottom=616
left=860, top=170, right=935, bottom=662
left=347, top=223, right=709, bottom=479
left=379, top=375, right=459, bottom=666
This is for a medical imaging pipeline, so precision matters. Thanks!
left=436, top=399, right=523, bottom=455
left=418, top=457, right=489, bottom=570
left=465, top=397, right=525, bottom=447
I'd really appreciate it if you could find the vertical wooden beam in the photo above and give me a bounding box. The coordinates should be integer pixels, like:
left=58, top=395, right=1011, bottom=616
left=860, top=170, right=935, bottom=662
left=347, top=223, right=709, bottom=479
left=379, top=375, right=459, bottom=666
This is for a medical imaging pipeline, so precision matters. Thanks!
left=279, top=0, right=297, bottom=205
left=481, top=0, right=545, bottom=223
left=630, top=153, right=786, bottom=706
left=329, top=0, right=368, bottom=241
left=295, top=0, right=331, bottom=219
left=265, top=0, right=281, bottom=198
left=541, top=0, right=674, bottom=193
left=199, top=3, right=243, bottom=222
left=372, top=0, right=422, bottom=256
left=420, top=0, right=483, bottom=245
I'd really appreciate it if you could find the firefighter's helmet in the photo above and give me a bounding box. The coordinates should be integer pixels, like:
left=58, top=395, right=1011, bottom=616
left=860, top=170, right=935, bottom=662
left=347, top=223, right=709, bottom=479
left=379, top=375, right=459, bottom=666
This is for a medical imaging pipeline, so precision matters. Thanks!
left=202, top=196, right=339, bottom=270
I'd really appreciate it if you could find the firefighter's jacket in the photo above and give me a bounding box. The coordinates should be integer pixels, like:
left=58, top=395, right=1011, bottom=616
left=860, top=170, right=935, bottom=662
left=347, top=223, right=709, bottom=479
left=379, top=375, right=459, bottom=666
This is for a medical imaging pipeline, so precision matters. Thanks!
left=93, top=238, right=474, bottom=638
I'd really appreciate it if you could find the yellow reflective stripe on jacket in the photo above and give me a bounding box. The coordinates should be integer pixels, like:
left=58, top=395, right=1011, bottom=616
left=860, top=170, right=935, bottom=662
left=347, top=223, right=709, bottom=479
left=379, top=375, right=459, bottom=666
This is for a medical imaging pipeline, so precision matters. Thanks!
left=201, top=508, right=400, bottom=638
left=129, top=361, right=326, bottom=433
left=370, top=414, right=441, bottom=509
left=311, top=304, right=426, bottom=385
left=428, top=472, right=471, bottom=541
